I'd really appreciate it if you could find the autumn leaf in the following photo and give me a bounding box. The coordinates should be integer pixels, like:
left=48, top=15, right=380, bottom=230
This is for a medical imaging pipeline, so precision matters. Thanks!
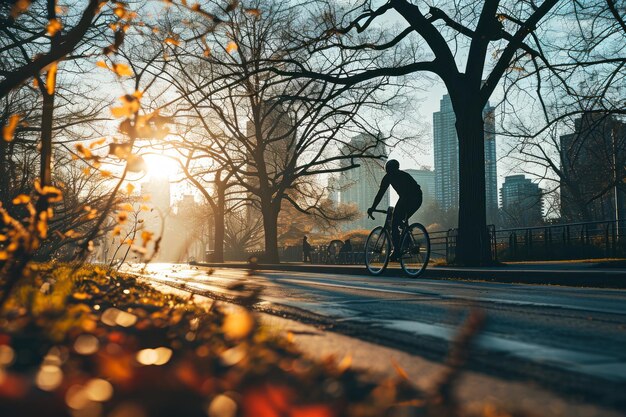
left=82, top=167, right=91, bottom=176
left=390, top=358, right=410, bottom=381
left=89, top=138, right=106, bottom=149
left=222, top=309, right=254, bottom=340
left=114, top=4, right=126, bottom=18
left=75, top=143, right=92, bottom=159
left=109, top=142, right=132, bottom=159
left=126, top=182, right=135, bottom=195
left=12, top=194, right=30, bottom=205
left=117, top=211, right=128, bottom=224
left=112, top=63, right=133, bottom=77
left=34, top=181, right=63, bottom=203
left=291, top=405, right=334, bottom=417
left=47, top=18, right=62, bottom=36
left=225, top=41, right=238, bottom=54
left=118, top=203, right=134, bottom=211
left=225, top=0, right=239, bottom=12
left=244, top=8, right=261, bottom=17
left=141, top=230, right=154, bottom=246
left=46, top=62, right=57, bottom=95
left=10, top=0, right=31, bottom=18
left=2, top=114, right=20, bottom=142
left=111, top=94, right=140, bottom=118
left=164, top=37, right=180, bottom=46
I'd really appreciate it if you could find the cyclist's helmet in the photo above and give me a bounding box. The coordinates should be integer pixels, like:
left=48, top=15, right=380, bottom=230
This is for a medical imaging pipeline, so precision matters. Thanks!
left=385, top=159, right=400, bottom=174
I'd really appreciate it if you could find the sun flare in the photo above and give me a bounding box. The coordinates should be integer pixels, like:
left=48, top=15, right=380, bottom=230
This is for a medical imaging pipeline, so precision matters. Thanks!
left=142, top=154, right=180, bottom=180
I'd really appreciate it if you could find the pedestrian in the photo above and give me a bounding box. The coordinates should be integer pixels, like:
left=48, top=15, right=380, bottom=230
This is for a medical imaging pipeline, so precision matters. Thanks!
left=339, top=239, right=353, bottom=263
left=302, top=236, right=312, bottom=263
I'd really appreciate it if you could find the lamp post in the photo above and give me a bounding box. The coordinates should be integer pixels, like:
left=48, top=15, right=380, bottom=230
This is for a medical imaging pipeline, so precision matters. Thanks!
left=612, top=125, right=620, bottom=240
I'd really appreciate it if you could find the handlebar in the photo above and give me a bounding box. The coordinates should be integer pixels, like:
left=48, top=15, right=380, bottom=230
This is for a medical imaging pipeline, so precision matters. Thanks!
left=367, top=208, right=388, bottom=220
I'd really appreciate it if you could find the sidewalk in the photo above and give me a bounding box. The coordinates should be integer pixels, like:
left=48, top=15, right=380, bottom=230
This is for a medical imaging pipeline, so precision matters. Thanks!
left=189, top=260, right=626, bottom=288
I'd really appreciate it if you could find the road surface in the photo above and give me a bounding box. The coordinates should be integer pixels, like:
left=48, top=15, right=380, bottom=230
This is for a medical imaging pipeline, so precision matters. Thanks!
left=132, top=263, right=626, bottom=412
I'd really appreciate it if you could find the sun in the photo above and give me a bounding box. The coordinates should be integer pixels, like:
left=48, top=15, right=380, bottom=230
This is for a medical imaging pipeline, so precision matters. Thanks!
left=143, top=154, right=180, bottom=180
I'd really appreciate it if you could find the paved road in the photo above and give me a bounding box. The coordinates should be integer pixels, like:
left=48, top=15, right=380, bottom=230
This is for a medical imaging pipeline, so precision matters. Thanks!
left=135, top=263, right=626, bottom=410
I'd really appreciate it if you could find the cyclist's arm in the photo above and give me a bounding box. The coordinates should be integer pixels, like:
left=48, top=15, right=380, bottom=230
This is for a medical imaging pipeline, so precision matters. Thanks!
left=370, top=176, right=390, bottom=210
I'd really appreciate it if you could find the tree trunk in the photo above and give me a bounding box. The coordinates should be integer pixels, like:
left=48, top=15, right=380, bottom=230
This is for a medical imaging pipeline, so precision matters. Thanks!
left=212, top=182, right=225, bottom=263
left=453, top=98, right=492, bottom=266
left=40, top=90, right=54, bottom=187
left=0, top=138, right=9, bottom=206
left=261, top=200, right=280, bottom=263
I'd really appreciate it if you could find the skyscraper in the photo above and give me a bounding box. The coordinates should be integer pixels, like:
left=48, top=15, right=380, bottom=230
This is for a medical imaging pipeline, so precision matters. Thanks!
left=433, top=94, right=498, bottom=223
left=500, top=175, right=543, bottom=227
left=335, top=133, right=388, bottom=231
left=560, top=113, right=626, bottom=223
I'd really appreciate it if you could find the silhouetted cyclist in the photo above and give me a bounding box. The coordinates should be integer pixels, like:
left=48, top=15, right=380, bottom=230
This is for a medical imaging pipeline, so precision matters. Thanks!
left=367, top=159, right=422, bottom=261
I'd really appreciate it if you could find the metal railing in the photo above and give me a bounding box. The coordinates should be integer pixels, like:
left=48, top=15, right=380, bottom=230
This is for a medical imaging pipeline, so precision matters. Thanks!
left=207, top=220, right=625, bottom=264
left=491, top=219, right=625, bottom=262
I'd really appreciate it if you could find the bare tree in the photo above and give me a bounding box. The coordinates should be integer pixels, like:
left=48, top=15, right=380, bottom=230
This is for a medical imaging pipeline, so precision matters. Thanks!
left=264, top=0, right=624, bottom=265
left=157, top=0, right=402, bottom=262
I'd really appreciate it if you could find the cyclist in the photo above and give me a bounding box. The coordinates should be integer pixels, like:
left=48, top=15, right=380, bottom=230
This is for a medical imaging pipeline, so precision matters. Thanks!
left=367, top=159, right=422, bottom=261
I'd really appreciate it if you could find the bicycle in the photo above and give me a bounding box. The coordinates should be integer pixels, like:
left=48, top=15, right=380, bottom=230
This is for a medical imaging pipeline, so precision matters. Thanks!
left=365, top=207, right=430, bottom=277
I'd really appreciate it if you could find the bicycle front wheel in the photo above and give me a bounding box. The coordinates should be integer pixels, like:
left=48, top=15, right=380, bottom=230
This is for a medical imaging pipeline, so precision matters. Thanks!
left=364, top=226, right=390, bottom=275
left=400, top=223, right=430, bottom=278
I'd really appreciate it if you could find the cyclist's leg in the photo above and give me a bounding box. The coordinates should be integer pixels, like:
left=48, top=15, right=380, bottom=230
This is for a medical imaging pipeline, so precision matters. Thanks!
left=391, top=199, right=408, bottom=258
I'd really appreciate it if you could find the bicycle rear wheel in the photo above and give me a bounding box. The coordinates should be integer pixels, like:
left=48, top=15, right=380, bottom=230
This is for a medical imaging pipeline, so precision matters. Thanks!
left=400, top=223, right=430, bottom=278
left=364, top=226, right=390, bottom=275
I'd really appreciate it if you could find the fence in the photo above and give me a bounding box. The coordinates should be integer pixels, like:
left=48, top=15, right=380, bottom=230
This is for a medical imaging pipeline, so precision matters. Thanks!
left=491, top=219, right=626, bottom=262
left=208, top=220, right=626, bottom=264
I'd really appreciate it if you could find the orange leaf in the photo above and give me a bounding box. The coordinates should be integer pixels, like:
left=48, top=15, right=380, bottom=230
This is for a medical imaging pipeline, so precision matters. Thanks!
left=46, top=62, right=57, bottom=95
left=222, top=309, right=254, bottom=340
left=291, top=405, right=334, bottom=417
left=244, top=8, right=261, bottom=17
left=112, top=63, right=133, bottom=77
left=126, top=182, right=135, bottom=195
left=141, top=230, right=154, bottom=246
left=390, top=358, right=410, bottom=381
left=225, top=41, right=238, bottom=54
left=109, top=142, right=132, bottom=159
left=2, top=114, right=20, bottom=142
left=46, top=18, right=62, bottom=36
left=89, top=138, right=106, bottom=149
left=12, top=194, right=30, bottom=205
left=118, top=203, right=134, bottom=211
left=10, top=0, right=31, bottom=18
left=164, top=37, right=180, bottom=46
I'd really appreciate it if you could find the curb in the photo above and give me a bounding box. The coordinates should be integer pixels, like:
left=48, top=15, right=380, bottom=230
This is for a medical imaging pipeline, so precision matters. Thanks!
left=189, top=262, right=626, bottom=289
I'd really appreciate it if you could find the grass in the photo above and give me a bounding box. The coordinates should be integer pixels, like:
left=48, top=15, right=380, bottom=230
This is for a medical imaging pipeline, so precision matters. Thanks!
left=0, top=263, right=528, bottom=417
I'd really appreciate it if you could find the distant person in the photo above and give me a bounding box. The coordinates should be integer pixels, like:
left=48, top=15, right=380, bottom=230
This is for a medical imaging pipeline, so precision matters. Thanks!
left=302, top=236, right=312, bottom=263
left=339, top=239, right=353, bottom=263
left=368, top=159, right=422, bottom=261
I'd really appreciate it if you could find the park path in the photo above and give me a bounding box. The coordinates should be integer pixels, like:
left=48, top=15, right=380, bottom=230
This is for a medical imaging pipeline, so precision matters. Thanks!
left=130, top=263, right=626, bottom=416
